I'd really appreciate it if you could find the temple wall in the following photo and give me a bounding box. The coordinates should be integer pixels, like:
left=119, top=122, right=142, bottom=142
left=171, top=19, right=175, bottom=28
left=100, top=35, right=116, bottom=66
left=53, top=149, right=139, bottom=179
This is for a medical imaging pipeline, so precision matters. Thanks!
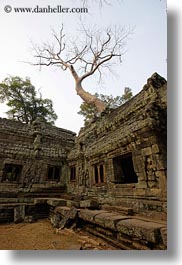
left=0, top=73, right=167, bottom=217
left=67, top=73, right=167, bottom=216
left=0, top=117, right=76, bottom=195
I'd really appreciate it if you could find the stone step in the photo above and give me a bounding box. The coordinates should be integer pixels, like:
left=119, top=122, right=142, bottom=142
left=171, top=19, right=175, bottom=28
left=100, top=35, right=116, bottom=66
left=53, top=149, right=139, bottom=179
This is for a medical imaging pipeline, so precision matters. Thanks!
left=78, top=208, right=167, bottom=249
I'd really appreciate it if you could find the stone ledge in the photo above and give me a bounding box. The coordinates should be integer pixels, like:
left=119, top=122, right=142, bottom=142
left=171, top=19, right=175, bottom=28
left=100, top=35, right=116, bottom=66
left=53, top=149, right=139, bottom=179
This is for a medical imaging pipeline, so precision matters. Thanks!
left=78, top=209, right=108, bottom=223
left=78, top=208, right=167, bottom=248
left=116, top=218, right=165, bottom=244
left=94, top=212, right=129, bottom=231
left=101, top=205, right=134, bottom=215
left=47, top=199, right=67, bottom=207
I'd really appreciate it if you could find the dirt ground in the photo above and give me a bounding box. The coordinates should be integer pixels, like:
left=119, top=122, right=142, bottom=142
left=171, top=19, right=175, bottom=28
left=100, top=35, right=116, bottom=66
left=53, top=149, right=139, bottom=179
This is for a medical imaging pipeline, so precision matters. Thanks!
left=0, top=219, right=116, bottom=250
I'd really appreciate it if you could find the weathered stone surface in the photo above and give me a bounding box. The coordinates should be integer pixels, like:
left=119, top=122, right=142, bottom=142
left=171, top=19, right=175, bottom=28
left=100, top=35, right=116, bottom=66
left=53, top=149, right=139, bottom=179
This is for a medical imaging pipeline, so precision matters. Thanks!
left=66, top=200, right=80, bottom=208
left=34, top=199, right=47, bottom=205
left=14, top=205, right=25, bottom=223
left=77, top=208, right=167, bottom=249
left=67, top=73, right=167, bottom=217
left=131, top=241, right=151, bottom=250
left=78, top=209, right=108, bottom=223
left=51, top=206, right=77, bottom=229
left=47, top=199, right=67, bottom=207
left=24, top=215, right=36, bottom=223
left=0, top=117, right=76, bottom=190
left=141, top=147, right=153, bottom=156
left=102, top=205, right=134, bottom=216
left=160, top=227, right=167, bottom=247
left=58, top=206, right=78, bottom=230
left=116, top=219, right=165, bottom=243
left=152, top=144, right=160, bottom=154
left=55, top=206, right=71, bottom=216
left=74, top=195, right=84, bottom=201
left=94, top=212, right=129, bottom=231
left=80, top=199, right=100, bottom=209
left=50, top=213, right=61, bottom=228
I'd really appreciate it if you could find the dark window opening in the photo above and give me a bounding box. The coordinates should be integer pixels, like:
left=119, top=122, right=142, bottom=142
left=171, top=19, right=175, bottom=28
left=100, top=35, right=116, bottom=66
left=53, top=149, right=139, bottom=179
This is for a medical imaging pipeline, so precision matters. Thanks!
left=48, top=167, right=53, bottom=179
left=93, top=163, right=105, bottom=184
left=47, top=166, right=61, bottom=181
left=2, top=164, right=22, bottom=182
left=70, top=166, right=76, bottom=181
left=94, top=165, right=99, bottom=184
left=54, top=167, right=60, bottom=179
left=100, top=164, right=104, bottom=183
left=113, top=154, right=138, bottom=184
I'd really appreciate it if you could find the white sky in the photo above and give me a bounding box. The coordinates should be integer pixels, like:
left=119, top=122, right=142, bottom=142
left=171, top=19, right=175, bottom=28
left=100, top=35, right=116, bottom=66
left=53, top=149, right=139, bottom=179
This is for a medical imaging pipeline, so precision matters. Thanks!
left=0, top=0, right=167, bottom=134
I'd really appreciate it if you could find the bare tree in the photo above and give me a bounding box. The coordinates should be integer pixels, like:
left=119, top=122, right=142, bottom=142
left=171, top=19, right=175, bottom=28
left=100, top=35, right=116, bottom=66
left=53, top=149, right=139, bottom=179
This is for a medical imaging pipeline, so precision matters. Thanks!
left=33, top=24, right=131, bottom=113
left=82, top=0, right=111, bottom=7
left=81, top=0, right=120, bottom=7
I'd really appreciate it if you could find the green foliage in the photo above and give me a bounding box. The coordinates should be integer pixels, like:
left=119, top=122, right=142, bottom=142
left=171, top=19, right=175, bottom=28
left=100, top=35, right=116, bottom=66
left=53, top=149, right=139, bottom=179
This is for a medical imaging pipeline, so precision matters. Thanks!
left=0, top=76, right=58, bottom=125
left=120, top=87, right=133, bottom=102
left=78, top=87, right=133, bottom=125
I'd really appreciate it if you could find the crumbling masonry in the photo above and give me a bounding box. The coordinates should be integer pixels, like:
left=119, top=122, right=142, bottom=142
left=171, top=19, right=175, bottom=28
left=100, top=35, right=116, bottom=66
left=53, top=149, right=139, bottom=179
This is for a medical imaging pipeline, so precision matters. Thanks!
left=0, top=73, right=167, bottom=249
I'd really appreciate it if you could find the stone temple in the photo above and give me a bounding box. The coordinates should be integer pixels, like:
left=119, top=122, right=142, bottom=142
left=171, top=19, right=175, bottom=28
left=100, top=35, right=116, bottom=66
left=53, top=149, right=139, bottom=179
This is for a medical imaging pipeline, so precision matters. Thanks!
left=0, top=73, right=167, bottom=250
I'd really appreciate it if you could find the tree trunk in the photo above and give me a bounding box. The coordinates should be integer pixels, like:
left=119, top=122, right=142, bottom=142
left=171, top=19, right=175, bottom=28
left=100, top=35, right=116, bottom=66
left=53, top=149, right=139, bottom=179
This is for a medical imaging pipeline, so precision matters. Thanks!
left=69, top=65, right=106, bottom=113
left=76, top=82, right=106, bottom=113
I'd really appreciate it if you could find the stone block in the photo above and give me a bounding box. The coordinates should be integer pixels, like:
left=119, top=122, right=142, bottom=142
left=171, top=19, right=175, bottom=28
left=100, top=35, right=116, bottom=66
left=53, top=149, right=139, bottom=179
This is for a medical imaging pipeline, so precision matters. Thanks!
left=67, top=200, right=80, bottom=208
left=34, top=199, right=47, bottom=205
left=133, top=188, right=146, bottom=196
left=78, top=209, right=107, bottom=223
left=80, top=199, right=100, bottom=209
left=14, top=205, right=25, bottom=223
left=55, top=206, right=71, bottom=216
left=58, top=206, right=78, bottom=229
left=119, top=207, right=134, bottom=216
left=74, top=195, right=84, bottom=201
left=147, top=181, right=158, bottom=189
left=24, top=215, right=36, bottom=223
left=155, top=170, right=167, bottom=180
left=154, top=155, right=166, bottom=170
left=145, top=188, right=161, bottom=197
left=160, top=227, right=167, bottom=247
left=50, top=213, right=61, bottom=228
left=47, top=199, right=67, bottom=207
left=141, top=147, right=152, bottom=156
left=152, top=144, right=160, bottom=154
left=94, top=213, right=129, bottom=231
left=149, top=135, right=158, bottom=145
left=132, top=241, right=151, bottom=250
left=116, top=218, right=166, bottom=244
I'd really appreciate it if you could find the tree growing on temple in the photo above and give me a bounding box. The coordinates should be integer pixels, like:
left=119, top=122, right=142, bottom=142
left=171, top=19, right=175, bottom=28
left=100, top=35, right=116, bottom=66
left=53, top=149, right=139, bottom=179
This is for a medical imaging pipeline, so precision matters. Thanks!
left=78, top=87, right=133, bottom=125
left=0, top=76, right=58, bottom=125
left=32, top=24, right=131, bottom=114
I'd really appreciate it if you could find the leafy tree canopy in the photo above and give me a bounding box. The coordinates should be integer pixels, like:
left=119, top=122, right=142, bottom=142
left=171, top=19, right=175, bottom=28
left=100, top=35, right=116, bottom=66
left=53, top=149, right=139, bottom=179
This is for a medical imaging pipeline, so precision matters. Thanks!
left=0, top=76, right=58, bottom=125
left=78, top=87, right=133, bottom=125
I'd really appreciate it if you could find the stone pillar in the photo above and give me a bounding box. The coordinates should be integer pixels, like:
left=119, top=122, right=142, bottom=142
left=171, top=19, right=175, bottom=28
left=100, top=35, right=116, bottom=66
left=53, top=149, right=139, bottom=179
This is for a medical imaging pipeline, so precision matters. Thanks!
left=14, top=205, right=25, bottom=223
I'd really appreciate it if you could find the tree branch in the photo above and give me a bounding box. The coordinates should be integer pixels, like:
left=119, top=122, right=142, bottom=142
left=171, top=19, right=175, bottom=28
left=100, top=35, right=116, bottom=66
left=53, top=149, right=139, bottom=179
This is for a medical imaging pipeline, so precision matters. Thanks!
left=32, top=23, right=132, bottom=113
